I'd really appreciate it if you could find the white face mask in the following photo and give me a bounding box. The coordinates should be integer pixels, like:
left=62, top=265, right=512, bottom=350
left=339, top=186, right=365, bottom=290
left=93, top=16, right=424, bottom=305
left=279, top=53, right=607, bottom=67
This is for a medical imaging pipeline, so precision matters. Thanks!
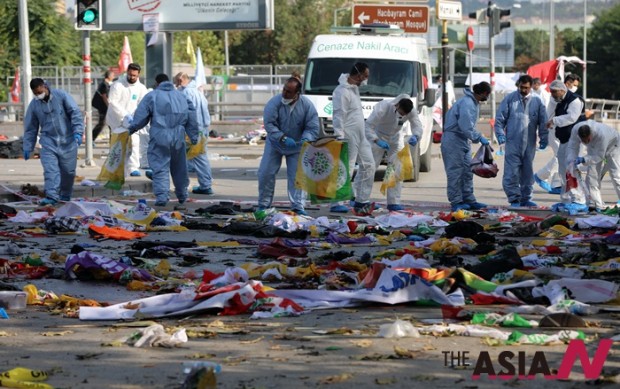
left=281, top=98, right=294, bottom=105
left=569, top=86, right=578, bottom=93
left=360, top=79, right=368, bottom=87
left=35, top=92, right=46, bottom=100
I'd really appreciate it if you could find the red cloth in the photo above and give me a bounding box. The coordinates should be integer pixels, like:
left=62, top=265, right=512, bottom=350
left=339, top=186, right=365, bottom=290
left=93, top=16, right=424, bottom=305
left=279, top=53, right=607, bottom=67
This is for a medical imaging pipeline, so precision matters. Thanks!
left=10, top=68, right=20, bottom=103
left=527, top=60, right=558, bottom=91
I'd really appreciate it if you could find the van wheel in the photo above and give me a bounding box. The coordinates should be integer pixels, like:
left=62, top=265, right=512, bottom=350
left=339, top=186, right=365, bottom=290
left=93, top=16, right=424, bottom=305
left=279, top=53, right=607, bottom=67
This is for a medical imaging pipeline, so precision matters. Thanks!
left=420, top=140, right=432, bottom=173
left=405, top=143, right=420, bottom=182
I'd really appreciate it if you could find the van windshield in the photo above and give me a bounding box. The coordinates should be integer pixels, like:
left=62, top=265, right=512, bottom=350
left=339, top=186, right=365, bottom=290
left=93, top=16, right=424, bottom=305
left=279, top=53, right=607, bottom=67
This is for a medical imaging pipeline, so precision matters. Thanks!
left=304, top=58, right=419, bottom=97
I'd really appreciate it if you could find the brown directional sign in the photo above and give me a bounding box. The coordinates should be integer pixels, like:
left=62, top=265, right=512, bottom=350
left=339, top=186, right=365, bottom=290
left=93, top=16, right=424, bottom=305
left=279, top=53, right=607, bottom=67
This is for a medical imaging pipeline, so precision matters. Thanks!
left=352, top=4, right=429, bottom=33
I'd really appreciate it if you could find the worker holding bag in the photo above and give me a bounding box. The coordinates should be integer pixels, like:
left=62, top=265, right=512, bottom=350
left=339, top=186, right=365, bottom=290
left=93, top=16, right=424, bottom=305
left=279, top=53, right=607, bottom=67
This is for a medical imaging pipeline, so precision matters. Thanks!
left=440, top=82, right=492, bottom=212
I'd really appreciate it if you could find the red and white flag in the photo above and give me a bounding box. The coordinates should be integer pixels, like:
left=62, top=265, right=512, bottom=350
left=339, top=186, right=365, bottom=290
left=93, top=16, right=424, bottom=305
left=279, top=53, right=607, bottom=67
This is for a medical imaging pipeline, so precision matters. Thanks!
left=10, top=68, right=20, bottom=103
left=117, top=36, right=133, bottom=73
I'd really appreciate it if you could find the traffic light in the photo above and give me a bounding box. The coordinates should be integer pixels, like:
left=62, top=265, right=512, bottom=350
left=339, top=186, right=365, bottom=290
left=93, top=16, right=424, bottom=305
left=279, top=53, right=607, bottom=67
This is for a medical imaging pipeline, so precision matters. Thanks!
left=75, top=0, right=101, bottom=31
left=491, top=7, right=510, bottom=36
left=468, top=9, right=487, bottom=24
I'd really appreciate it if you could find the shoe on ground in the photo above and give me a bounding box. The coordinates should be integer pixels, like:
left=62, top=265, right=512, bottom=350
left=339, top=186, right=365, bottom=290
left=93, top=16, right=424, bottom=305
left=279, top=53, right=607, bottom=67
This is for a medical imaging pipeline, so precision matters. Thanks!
left=509, top=202, right=521, bottom=208
left=387, top=204, right=405, bottom=211
left=154, top=201, right=167, bottom=207
left=352, top=201, right=374, bottom=217
left=292, top=209, right=308, bottom=216
left=451, top=203, right=470, bottom=211
left=192, top=187, right=214, bottom=195
left=145, top=170, right=153, bottom=180
left=566, top=202, right=588, bottom=216
left=466, top=202, right=487, bottom=210
left=39, top=197, right=57, bottom=206
left=549, top=186, right=562, bottom=195
left=60, top=196, right=71, bottom=201
left=520, top=201, right=538, bottom=207
left=130, top=170, right=141, bottom=177
left=174, top=203, right=187, bottom=211
left=330, top=204, right=349, bottom=213
left=534, top=174, right=552, bottom=192
left=551, top=202, right=566, bottom=212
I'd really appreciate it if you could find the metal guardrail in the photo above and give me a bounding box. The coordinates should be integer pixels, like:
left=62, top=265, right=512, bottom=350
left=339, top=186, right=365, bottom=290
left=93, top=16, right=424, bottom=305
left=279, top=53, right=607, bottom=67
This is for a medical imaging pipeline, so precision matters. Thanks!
left=586, top=99, right=620, bottom=120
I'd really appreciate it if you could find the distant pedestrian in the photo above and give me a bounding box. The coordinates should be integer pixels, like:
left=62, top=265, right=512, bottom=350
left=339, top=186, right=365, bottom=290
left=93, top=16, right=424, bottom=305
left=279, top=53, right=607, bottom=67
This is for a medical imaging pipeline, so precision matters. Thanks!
left=91, top=69, right=115, bottom=142
left=364, top=94, right=423, bottom=211
left=440, top=81, right=491, bottom=212
left=174, top=72, right=214, bottom=195
left=107, top=63, right=148, bottom=177
left=23, top=78, right=84, bottom=205
left=494, top=74, right=548, bottom=207
left=126, top=74, right=199, bottom=208
left=257, top=76, right=319, bottom=215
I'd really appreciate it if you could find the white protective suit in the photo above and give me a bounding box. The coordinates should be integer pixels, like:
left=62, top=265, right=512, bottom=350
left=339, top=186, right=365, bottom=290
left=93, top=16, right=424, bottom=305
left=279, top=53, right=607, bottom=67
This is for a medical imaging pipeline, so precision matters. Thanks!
left=106, top=76, right=148, bottom=174
left=566, top=120, right=620, bottom=209
left=364, top=94, right=423, bottom=206
left=332, top=73, right=375, bottom=204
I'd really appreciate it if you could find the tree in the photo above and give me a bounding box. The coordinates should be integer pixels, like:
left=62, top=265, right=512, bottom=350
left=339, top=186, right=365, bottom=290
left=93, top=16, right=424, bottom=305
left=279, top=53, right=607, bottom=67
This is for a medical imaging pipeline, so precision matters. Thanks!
left=0, top=0, right=80, bottom=100
left=587, top=3, right=620, bottom=99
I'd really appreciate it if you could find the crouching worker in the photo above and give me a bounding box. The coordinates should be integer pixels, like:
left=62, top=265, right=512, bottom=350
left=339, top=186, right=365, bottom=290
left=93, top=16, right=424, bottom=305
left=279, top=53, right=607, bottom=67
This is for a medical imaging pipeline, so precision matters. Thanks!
left=567, top=120, right=620, bottom=212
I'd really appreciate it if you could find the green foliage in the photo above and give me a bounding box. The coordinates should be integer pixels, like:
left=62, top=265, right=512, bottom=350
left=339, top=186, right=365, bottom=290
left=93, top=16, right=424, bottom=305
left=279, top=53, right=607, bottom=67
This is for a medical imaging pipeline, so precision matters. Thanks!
left=172, top=31, right=224, bottom=66
left=588, top=3, right=620, bottom=99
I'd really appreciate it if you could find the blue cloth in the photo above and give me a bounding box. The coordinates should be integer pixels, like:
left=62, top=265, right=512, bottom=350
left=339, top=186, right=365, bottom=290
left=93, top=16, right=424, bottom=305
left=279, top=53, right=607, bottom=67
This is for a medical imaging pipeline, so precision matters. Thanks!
left=180, top=82, right=213, bottom=190
left=440, top=89, right=482, bottom=206
left=23, top=89, right=83, bottom=201
left=258, top=95, right=319, bottom=210
left=494, top=92, right=548, bottom=203
left=128, top=81, right=199, bottom=204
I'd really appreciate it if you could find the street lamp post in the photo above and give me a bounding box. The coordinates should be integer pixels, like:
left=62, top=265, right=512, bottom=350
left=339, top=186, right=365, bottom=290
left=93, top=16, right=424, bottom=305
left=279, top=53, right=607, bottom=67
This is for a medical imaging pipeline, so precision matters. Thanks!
left=583, top=0, right=587, bottom=99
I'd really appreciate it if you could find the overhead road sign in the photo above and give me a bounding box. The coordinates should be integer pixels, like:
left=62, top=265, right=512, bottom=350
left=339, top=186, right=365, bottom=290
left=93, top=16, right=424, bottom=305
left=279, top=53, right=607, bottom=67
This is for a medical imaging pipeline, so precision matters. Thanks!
left=352, top=4, right=429, bottom=33
left=102, top=0, right=274, bottom=31
left=437, top=0, right=462, bottom=21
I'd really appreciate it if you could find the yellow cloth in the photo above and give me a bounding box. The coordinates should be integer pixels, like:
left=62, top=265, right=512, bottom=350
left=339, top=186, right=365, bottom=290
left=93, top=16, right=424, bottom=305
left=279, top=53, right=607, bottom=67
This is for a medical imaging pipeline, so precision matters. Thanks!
left=186, top=35, right=196, bottom=67
left=295, top=140, right=343, bottom=198
left=97, top=128, right=130, bottom=190
left=380, top=146, right=413, bottom=195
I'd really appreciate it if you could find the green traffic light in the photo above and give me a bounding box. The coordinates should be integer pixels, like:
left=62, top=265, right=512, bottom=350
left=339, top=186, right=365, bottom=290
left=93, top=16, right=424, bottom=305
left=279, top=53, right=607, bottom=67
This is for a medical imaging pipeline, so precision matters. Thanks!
left=82, top=9, right=96, bottom=23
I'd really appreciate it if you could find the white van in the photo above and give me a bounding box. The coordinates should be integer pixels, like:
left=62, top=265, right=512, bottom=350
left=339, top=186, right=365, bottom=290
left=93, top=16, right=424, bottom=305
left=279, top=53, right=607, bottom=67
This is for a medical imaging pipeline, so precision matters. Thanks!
left=303, top=24, right=436, bottom=181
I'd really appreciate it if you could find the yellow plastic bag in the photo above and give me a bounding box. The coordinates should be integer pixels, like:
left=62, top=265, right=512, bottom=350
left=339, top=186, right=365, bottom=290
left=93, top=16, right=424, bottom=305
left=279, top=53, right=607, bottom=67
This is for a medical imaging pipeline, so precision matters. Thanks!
left=97, top=128, right=130, bottom=190
left=186, top=134, right=207, bottom=160
left=380, top=146, right=413, bottom=195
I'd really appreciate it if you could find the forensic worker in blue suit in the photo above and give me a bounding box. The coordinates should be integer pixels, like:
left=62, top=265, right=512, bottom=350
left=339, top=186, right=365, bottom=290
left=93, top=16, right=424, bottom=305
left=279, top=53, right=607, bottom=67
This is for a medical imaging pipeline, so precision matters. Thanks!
left=257, top=77, right=319, bottom=215
left=494, top=74, right=548, bottom=207
left=174, top=72, right=214, bottom=195
left=440, top=82, right=492, bottom=212
left=126, top=74, right=199, bottom=209
left=23, top=78, right=84, bottom=206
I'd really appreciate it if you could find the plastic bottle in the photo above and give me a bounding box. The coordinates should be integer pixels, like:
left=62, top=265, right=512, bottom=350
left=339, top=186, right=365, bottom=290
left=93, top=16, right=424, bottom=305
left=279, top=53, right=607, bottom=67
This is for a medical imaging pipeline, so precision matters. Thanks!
left=182, top=361, right=222, bottom=374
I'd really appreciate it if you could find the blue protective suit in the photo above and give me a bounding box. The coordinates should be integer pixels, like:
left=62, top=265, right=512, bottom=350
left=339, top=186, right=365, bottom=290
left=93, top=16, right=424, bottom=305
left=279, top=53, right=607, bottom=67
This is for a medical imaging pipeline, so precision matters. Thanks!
left=180, top=81, right=212, bottom=190
left=440, top=88, right=484, bottom=207
left=257, top=94, right=319, bottom=210
left=128, top=81, right=199, bottom=204
left=23, top=88, right=84, bottom=201
left=494, top=92, right=548, bottom=203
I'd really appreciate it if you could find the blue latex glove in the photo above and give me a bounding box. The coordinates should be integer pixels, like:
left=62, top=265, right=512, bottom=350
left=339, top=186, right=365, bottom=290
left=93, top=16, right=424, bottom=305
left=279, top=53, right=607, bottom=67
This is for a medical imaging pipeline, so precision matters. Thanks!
left=496, top=134, right=506, bottom=145
left=574, top=156, right=585, bottom=165
left=283, top=137, right=297, bottom=148
left=408, top=135, right=418, bottom=146
left=23, top=151, right=30, bottom=160
left=376, top=139, right=390, bottom=150
left=479, top=137, right=489, bottom=146
left=74, top=133, right=82, bottom=146
left=539, top=139, right=548, bottom=150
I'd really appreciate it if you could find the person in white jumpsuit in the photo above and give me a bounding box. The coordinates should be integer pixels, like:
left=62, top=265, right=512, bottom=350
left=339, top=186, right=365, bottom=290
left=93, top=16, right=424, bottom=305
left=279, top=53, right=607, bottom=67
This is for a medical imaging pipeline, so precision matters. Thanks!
left=364, top=94, right=423, bottom=211
left=566, top=120, right=620, bottom=211
left=106, top=63, right=148, bottom=177
left=547, top=80, right=588, bottom=215
left=330, top=63, right=376, bottom=215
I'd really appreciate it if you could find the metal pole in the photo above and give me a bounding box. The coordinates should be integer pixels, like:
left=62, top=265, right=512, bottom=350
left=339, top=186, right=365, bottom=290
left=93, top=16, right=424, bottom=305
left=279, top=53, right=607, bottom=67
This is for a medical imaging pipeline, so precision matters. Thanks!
left=469, top=49, right=473, bottom=89
left=441, top=19, right=448, bottom=132
left=18, top=0, right=32, bottom=111
left=490, top=28, right=496, bottom=120
left=583, top=0, right=587, bottom=100
left=549, top=0, right=555, bottom=60
left=82, top=31, right=95, bottom=166
left=224, top=30, right=230, bottom=76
